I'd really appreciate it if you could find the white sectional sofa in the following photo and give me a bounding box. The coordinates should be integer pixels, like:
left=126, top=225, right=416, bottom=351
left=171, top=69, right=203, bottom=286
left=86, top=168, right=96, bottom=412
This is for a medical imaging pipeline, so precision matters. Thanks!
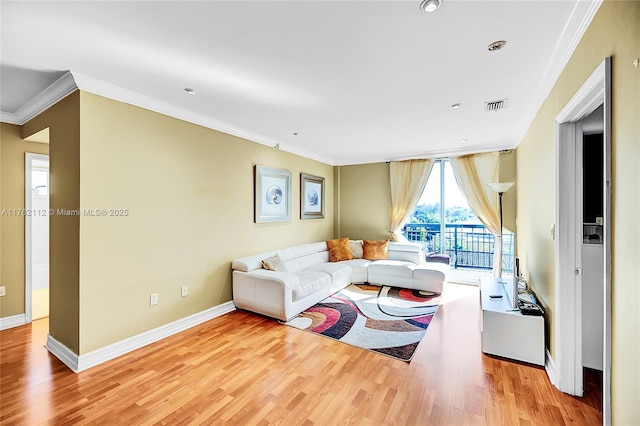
left=231, top=240, right=448, bottom=321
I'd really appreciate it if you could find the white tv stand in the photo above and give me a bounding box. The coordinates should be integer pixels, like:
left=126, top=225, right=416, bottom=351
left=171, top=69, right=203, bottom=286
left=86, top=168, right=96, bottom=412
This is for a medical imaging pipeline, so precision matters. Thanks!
left=480, top=276, right=545, bottom=366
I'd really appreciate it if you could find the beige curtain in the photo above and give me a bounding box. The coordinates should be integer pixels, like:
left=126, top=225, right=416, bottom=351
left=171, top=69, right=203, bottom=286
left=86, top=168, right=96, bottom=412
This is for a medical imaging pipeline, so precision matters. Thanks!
left=388, top=159, right=434, bottom=242
left=449, top=152, right=503, bottom=276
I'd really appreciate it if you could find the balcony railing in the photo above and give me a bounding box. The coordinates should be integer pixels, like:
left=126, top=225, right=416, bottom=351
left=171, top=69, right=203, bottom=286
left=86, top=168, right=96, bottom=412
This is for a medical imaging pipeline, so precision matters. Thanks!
left=403, top=223, right=514, bottom=271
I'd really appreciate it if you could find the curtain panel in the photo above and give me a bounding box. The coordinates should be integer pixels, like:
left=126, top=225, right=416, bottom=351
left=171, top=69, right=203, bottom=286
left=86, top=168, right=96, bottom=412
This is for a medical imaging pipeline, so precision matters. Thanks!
left=388, top=159, right=434, bottom=242
left=450, top=152, right=503, bottom=276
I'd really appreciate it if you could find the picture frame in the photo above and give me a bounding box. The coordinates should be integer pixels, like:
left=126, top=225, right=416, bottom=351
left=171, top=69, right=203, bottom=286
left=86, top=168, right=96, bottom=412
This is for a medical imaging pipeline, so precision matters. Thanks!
left=255, top=165, right=292, bottom=223
left=300, top=173, right=325, bottom=219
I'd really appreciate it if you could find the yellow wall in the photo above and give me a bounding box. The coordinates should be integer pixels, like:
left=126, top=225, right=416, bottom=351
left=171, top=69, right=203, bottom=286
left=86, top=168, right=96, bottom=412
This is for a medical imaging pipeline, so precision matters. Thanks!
left=22, top=92, right=81, bottom=352
left=338, top=162, right=390, bottom=240
left=77, top=92, right=334, bottom=353
left=0, top=123, right=49, bottom=317
left=516, top=0, right=639, bottom=422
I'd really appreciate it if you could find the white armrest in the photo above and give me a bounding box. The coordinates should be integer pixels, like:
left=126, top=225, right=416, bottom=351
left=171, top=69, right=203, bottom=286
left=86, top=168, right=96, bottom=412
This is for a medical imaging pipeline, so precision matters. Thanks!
left=232, top=270, right=299, bottom=320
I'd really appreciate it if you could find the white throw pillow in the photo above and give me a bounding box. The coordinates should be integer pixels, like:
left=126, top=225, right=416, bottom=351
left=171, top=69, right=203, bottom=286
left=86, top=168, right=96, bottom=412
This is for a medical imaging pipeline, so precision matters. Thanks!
left=349, top=240, right=364, bottom=259
left=261, top=253, right=289, bottom=272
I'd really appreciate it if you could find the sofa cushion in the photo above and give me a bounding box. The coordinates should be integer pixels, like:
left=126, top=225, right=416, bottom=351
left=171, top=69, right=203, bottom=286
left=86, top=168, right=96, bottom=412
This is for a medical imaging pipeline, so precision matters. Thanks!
left=232, top=243, right=326, bottom=272
left=363, top=239, right=389, bottom=260
left=342, top=258, right=371, bottom=282
left=307, top=262, right=352, bottom=283
left=285, top=251, right=329, bottom=273
left=388, top=242, right=422, bottom=253
left=326, top=237, right=353, bottom=262
left=291, top=271, right=331, bottom=301
left=368, top=260, right=416, bottom=278
left=413, top=265, right=447, bottom=281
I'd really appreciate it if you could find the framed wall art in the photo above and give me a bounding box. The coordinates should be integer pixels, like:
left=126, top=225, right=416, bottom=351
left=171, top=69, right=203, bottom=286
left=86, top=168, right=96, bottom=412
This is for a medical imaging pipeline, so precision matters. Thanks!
left=300, top=173, right=325, bottom=219
left=254, top=165, right=292, bottom=223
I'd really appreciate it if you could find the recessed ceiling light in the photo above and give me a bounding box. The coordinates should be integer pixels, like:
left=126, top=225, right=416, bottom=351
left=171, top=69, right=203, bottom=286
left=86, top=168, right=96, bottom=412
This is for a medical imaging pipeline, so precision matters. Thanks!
left=487, top=40, right=507, bottom=52
left=450, top=103, right=462, bottom=109
left=461, top=139, right=468, bottom=143
left=419, top=0, right=442, bottom=13
left=184, top=88, right=197, bottom=95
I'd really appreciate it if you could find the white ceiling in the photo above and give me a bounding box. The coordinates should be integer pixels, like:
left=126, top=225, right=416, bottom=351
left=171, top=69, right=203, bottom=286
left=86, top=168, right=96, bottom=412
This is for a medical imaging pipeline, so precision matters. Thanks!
left=0, top=1, right=600, bottom=165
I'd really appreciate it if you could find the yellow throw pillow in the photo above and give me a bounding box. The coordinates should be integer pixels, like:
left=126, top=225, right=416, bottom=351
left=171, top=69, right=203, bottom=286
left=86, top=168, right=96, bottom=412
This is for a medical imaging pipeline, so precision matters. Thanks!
left=326, top=237, right=353, bottom=262
left=363, top=239, right=389, bottom=260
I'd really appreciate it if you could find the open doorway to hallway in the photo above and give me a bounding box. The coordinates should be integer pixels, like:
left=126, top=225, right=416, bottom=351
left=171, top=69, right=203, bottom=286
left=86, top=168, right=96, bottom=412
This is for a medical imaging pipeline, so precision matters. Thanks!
left=26, top=153, right=49, bottom=322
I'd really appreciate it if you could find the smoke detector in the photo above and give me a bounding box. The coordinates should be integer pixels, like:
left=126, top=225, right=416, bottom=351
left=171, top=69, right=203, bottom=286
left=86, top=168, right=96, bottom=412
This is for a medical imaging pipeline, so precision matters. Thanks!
left=485, top=98, right=509, bottom=112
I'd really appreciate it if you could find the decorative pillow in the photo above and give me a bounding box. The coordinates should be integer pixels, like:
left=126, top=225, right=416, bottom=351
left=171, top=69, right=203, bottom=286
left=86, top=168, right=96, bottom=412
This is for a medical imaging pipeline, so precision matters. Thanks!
left=261, top=253, right=289, bottom=272
left=326, top=237, right=353, bottom=262
left=363, top=239, right=389, bottom=260
left=349, top=240, right=364, bottom=259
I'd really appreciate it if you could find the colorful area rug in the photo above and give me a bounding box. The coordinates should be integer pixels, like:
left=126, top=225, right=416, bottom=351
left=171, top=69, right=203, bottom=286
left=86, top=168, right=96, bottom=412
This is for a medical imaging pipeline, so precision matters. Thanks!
left=282, top=284, right=441, bottom=361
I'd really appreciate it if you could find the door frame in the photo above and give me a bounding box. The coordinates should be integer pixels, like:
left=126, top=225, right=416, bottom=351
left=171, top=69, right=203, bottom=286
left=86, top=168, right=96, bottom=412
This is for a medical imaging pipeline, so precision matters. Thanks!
left=554, top=57, right=611, bottom=424
left=25, top=152, right=50, bottom=323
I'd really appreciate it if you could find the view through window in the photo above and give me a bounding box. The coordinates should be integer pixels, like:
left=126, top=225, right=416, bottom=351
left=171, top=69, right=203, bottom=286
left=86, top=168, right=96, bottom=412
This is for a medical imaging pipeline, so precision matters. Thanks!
left=404, top=159, right=514, bottom=272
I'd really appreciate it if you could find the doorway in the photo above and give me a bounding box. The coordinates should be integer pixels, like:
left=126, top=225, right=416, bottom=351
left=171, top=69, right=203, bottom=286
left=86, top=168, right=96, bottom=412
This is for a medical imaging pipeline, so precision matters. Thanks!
left=555, top=58, right=611, bottom=424
left=25, top=153, right=50, bottom=322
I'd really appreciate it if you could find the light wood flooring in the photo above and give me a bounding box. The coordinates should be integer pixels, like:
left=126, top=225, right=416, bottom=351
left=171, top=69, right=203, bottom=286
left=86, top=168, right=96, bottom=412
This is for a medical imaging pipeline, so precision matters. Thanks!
left=0, top=284, right=602, bottom=425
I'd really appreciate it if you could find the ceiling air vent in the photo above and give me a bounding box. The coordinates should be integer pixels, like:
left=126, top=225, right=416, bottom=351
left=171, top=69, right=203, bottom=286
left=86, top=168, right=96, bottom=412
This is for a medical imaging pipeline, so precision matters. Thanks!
left=485, top=98, right=508, bottom=112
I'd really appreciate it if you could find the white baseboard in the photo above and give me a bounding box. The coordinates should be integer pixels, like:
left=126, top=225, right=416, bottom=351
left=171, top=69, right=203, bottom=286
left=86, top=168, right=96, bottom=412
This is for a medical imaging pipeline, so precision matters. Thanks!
left=0, top=314, right=27, bottom=330
left=45, top=335, right=80, bottom=372
left=46, top=301, right=236, bottom=373
left=545, top=348, right=557, bottom=387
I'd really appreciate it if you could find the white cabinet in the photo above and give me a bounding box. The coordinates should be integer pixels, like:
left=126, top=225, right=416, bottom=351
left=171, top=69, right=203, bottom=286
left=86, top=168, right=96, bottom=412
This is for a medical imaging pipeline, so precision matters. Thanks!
left=480, top=277, right=545, bottom=366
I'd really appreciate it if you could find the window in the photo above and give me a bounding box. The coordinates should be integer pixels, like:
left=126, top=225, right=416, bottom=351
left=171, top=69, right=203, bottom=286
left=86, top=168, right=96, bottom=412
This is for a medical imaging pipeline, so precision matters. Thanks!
left=404, top=159, right=513, bottom=272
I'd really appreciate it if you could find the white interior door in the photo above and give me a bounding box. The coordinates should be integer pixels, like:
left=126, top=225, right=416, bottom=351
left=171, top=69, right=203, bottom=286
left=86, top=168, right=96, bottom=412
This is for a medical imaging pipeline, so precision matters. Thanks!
left=554, top=58, right=611, bottom=425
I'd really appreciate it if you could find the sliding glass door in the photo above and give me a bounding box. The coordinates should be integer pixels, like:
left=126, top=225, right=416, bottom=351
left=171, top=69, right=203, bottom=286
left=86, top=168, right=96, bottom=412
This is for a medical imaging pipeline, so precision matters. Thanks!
left=404, top=159, right=512, bottom=271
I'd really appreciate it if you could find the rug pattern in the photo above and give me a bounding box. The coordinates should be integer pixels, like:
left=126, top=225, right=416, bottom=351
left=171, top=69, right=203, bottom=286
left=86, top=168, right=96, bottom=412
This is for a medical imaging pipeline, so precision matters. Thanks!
left=283, top=284, right=441, bottom=361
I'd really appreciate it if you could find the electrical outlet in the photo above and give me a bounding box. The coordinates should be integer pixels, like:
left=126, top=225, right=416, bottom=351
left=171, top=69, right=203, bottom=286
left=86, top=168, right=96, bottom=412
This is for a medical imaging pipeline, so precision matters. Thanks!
left=181, top=285, right=188, bottom=297
left=0, top=286, right=5, bottom=297
left=150, top=293, right=158, bottom=306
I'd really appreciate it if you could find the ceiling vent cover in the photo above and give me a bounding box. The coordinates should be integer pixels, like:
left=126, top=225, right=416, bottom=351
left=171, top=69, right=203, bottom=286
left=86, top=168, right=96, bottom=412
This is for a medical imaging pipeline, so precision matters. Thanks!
left=485, top=98, right=508, bottom=112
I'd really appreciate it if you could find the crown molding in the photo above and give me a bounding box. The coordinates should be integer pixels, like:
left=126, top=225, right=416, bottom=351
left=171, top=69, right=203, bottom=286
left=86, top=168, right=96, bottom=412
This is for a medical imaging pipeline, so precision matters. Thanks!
left=0, top=111, right=21, bottom=125
left=71, top=72, right=336, bottom=166
left=0, top=71, right=77, bottom=125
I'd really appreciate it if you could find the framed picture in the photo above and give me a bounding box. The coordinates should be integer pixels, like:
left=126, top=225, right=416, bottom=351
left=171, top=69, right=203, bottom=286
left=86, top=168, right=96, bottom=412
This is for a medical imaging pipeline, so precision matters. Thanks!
left=254, top=165, right=291, bottom=223
left=300, top=173, right=325, bottom=219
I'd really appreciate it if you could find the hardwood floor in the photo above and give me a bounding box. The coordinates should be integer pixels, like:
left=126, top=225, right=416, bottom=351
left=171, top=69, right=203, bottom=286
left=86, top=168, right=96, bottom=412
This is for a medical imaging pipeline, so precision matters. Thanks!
left=0, top=284, right=602, bottom=425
